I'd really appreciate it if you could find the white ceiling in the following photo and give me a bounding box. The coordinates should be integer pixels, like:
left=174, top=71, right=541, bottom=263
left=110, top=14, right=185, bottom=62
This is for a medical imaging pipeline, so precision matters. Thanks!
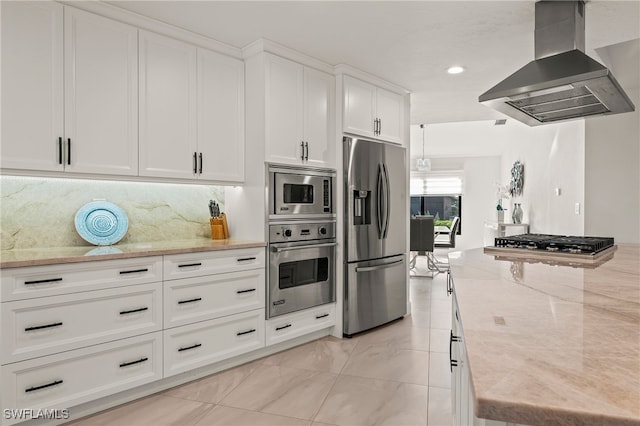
left=107, top=0, right=640, bottom=125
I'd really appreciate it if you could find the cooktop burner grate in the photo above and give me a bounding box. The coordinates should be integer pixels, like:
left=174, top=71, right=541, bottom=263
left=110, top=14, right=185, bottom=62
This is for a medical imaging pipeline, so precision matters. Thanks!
left=494, top=234, right=614, bottom=254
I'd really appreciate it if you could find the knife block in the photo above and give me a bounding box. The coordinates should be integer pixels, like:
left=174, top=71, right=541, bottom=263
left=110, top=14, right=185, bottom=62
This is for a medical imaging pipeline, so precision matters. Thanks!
left=210, top=214, right=230, bottom=240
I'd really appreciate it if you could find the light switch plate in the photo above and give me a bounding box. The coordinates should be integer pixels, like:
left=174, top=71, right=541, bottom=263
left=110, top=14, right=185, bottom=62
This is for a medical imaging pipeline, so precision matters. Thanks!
left=575, top=202, right=580, bottom=215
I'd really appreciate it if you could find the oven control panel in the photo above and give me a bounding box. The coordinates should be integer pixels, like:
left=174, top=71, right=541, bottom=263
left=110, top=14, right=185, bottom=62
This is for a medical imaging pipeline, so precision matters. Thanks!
left=269, top=221, right=336, bottom=243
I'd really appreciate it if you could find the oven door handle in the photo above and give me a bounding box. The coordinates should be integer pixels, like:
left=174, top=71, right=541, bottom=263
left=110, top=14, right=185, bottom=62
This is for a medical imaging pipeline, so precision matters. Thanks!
left=271, top=242, right=337, bottom=253
left=355, top=259, right=404, bottom=273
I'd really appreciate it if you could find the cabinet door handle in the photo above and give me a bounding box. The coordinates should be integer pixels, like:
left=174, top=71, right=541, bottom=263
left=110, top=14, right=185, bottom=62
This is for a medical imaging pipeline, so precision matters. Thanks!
left=67, top=138, right=71, bottom=165
left=304, top=142, right=309, bottom=160
left=193, top=152, right=197, bottom=174
left=300, top=141, right=305, bottom=161
left=178, top=297, right=202, bottom=304
left=178, top=262, right=202, bottom=268
left=199, top=152, right=203, bottom=174
left=58, top=137, right=63, bottom=164
left=378, top=118, right=382, bottom=135
left=178, top=343, right=201, bottom=352
left=119, top=307, right=148, bottom=315
left=449, top=330, right=461, bottom=372
left=236, top=288, right=256, bottom=294
left=119, top=268, right=148, bottom=275
left=25, top=379, right=63, bottom=393
left=24, top=277, right=63, bottom=285
left=315, top=313, right=329, bottom=319
left=25, top=322, right=63, bottom=332
left=237, top=257, right=256, bottom=262
left=236, top=328, right=256, bottom=336
left=275, top=323, right=292, bottom=331
left=119, top=357, right=148, bottom=368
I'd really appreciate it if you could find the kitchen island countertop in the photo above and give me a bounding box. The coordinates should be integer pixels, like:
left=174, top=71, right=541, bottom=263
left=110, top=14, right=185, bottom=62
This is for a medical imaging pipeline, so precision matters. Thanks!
left=449, top=244, right=640, bottom=426
left=0, top=238, right=266, bottom=269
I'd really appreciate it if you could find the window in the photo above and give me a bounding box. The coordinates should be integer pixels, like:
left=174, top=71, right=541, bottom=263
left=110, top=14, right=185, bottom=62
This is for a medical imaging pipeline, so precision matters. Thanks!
left=410, top=173, right=462, bottom=234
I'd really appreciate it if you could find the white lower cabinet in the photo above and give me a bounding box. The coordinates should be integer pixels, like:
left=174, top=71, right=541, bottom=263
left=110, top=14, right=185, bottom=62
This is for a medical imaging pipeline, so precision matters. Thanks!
left=164, top=269, right=265, bottom=329
left=1, top=332, right=162, bottom=426
left=163, top=309, right=265, bottom=377
left=266, top=303, right=335, bottom=346
left=2, top=282, right=162, bottom=364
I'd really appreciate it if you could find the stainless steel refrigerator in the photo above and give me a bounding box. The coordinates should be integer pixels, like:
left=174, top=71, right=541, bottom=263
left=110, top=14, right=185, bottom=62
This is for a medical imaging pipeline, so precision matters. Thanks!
left=343, top=136, right=407, bottom=336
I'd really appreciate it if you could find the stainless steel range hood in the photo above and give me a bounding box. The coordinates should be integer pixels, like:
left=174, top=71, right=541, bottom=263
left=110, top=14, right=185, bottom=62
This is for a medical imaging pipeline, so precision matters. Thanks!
left=479, top=1, right=635, bottom=126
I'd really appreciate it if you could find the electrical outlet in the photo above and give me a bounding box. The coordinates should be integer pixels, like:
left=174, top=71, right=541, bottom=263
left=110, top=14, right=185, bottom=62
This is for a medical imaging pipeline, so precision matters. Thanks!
left=574, top=202, right=580, bottom=215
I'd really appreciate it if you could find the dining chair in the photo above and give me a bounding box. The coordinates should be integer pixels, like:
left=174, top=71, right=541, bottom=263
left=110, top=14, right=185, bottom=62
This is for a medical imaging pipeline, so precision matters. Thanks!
left=409, top=216, right=445, bottom=275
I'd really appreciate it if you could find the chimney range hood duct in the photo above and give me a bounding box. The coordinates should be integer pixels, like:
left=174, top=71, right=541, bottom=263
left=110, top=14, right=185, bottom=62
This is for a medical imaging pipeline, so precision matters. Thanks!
left=479, top=1, right=635, bottom=126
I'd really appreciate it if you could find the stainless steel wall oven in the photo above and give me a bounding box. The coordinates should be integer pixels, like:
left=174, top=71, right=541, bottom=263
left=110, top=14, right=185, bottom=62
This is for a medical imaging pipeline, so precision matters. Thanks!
left=266, top=165, right=337, bottom=319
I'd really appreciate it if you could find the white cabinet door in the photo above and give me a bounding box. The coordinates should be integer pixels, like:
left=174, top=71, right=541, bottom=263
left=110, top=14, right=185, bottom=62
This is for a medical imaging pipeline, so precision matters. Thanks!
left=265, top=54, right=304, bottom=165
left=197, top=48, right=245, bottom=182
left=1, top=1, right=64, bottom=172
left=303, top=67, right=334, bottom=168
left=64, top=8, right=138, bottom=176
left=376, top=88, right=404, bottom=145
left=343, top=75, right=376, bottom=139
left=139, top=30, right=197, bottom=179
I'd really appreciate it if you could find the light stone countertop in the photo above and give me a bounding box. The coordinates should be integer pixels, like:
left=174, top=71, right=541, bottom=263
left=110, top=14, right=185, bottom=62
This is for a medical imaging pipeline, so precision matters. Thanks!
left=449, top=244, right=640, bottom=426
left=0, top=238, right=266, bottom=269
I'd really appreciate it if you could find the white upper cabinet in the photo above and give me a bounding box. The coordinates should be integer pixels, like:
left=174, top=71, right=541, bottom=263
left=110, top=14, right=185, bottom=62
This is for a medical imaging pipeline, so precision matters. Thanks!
left=1, top=3, right=138, bottom=175
left=139, top=31, right=198, bottom=180
left=343, top=75, right=405, bottom=145
left=139, top=30, right=244, bottom=182
left=265, top=54, right=334, bottom=168
left=1, top=1, right=64, bottom=172
left=64, top=7, right=138, bottom=176
left=197, top=48, right=245, bottom=182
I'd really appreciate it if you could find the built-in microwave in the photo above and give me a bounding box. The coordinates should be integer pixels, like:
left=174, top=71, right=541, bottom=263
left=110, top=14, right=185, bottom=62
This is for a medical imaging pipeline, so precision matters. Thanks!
left=268, top=165, right=336, bottom=220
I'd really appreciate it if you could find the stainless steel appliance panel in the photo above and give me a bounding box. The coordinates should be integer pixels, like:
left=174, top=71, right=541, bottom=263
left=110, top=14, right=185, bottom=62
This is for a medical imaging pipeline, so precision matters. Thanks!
left=268, top=239, right=336, bottom=318
left=345, top=137, right=407, bottom=262
left=344, top=255, right=407, bottom=336
left=269, top=165, right=335, bottom=219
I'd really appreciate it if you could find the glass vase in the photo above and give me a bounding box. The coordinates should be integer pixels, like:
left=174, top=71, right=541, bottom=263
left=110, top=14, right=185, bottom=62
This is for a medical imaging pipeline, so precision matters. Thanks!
left=512, top=203, right=523, bottom=224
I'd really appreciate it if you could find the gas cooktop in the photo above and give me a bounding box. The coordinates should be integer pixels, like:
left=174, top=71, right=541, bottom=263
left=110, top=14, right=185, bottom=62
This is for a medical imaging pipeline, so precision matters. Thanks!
left=493, top=234, right=615, bottom=255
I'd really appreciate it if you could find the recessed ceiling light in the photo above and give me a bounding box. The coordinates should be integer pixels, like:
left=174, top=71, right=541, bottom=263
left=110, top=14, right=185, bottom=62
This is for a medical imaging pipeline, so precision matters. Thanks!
left=447, top=66, right=465, bottom=75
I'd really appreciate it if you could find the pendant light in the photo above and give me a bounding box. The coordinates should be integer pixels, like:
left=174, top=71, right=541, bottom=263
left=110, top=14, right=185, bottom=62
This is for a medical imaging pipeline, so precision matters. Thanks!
left=416, top=124, right=431, bottom=171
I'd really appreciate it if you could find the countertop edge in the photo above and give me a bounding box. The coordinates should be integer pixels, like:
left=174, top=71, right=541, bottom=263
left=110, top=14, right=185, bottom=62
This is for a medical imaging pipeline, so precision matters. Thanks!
left=0, top=240, right=267, bottom=269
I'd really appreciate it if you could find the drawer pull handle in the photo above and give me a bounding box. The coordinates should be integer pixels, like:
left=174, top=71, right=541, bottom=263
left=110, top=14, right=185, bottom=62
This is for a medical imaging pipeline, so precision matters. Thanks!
left=237, top=257, right=256, bottom=262
left=178, top=343, right=202, bottom=352
left=315, top=313, right=329, bottom=319
left=178, top=297, right=202, bottom=305
left=236, top=288, right=256, bottom=294
left=119, top=268, right=148, bottom=275
left=178, top=262, right=202, bottom=268
left=24, top=278, right=63, bottom=285
left=120, top=307, right=148, bottom=315
left=25, top=322, right=63, bottom=332
left=236, top=328, right=256, bottom=336
left=119, top=357, right=149, bottom=368
left=275, top=324, right=292, bottom=331
left=25, top=379, right=63, bottom=393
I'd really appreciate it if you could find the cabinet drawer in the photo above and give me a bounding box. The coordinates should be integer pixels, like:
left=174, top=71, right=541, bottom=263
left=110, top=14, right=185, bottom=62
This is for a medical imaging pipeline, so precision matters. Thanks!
left=164, top=269, right=265, bottom=329
left=1, top=332, right=162, bottom=425
left=163, top=309, right=264, bottom=377
left=163, top=248, right=264, bottom=281
left=266, top=303, right=335, bottom=346
left=0, top=257, right=163, bottom=302
left=2, top=282, right=162, bottom=364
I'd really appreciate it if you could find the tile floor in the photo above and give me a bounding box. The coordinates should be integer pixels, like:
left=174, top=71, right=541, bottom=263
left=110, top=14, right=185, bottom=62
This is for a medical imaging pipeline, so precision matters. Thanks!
left=70, top=260, right=453, bottom=426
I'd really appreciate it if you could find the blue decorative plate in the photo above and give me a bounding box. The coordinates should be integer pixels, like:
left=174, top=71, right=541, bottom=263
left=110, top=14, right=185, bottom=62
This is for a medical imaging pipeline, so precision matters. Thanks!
left=75, top=201, right=128, bottom=246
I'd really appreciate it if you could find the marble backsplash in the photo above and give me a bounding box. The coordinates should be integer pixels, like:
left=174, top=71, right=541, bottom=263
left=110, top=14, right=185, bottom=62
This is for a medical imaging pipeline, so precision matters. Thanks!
left=1, top=176, right=225, bottom=250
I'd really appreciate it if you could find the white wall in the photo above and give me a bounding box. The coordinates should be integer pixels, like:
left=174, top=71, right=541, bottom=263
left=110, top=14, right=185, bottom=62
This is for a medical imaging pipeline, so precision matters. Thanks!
left=584, top=88, right=640, bottom=244
left=410, top=119, right=586, bottom=244
left=500, top=120, right=585, bottom=236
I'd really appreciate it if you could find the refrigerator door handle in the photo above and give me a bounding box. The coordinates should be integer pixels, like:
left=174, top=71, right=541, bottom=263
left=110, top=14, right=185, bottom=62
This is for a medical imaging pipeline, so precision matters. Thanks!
left=382, top=163, right=390, bottom=238
left=355, top=259, right=404, bottom=273
left=376, top=164, right=384, bottom=238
